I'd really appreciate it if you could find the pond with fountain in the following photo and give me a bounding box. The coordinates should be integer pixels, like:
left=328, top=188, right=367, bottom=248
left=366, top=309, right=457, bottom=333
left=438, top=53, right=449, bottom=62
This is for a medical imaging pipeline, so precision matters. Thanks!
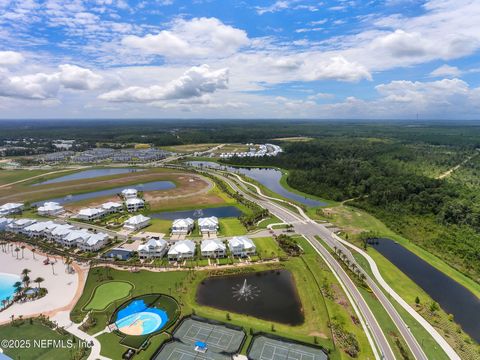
left=196, top=269, right=304, bottom=325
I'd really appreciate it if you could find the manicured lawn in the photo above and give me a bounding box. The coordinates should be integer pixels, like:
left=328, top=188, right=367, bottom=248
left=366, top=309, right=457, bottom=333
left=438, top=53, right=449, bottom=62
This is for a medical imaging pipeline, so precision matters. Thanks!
left=253, top=237, right=285, bottom=258
left=219, top=218, right=247, bottom=236
left=0, top=320, right=90, bottom=360
left=0, top=169, right=56, bottom=184
left=256, top=215, right=282, bottom=229
left=98, top=332, right=170, bottom=360
left=84, top=281, right=133, bottom=311
left=145, top=218, right=171, bottom=234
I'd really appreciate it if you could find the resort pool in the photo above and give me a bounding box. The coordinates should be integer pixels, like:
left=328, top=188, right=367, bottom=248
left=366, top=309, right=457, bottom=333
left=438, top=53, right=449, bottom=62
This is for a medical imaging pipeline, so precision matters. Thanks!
left=0, top=273, right=20, bottom=302
left=32, top=180, right=175, bottom=206
left=32, top=168, right=145, bottom=186
left=115, top=299, right=169, bottom=336
left=150, top=205, right=243, bottom=220
left=188, top=161, right=326, bottom=207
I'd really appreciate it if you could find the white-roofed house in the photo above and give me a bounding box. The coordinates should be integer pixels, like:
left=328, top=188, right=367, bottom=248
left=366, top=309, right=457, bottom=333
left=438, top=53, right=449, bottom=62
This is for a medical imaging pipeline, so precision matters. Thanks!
left=50, top=224, right=74, bottom=242
left=62, top=229, right=91, bottom=247
left=123, top=214, right=151, bottom=231
left=138, top=238, right=168, bottom=259
left=125, top=198, right=144, bottom=212
left=7, top=218, right=36, bottom=233
left=37, top=202, right=64, bottom=216
left=0, top=217, right=12, bottom=231
left=198, top=216, right=219, bottom=235
left=23, top=221, right=58, bottom=238
left=228, top=236, right=256, bottom=257
left=171, top=218, right=194, bottom=235
left=78, top=232, right=109, bottom=252
left=121, top=188, right=138, bottom=199
left=201, top=239, right=226, bottom=258
left=168, top=240, right=196, bottom=261
left=0, top=202, right=24, bottom=216
left=77, top=207, right=105, bottom=221
left=101, top=201, right=123, bottom=214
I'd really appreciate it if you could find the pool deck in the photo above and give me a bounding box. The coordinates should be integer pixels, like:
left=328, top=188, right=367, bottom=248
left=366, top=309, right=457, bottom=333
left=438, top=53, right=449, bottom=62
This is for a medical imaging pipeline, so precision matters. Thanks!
left=0, top=245, right=88, bottom=325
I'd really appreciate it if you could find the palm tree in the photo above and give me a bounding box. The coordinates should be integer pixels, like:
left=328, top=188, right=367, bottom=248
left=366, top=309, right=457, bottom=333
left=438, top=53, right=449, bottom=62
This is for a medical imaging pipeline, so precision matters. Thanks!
left=1, top=299, right=6, bottom=309
left=34, top=277, right=44, bottom=289
left=22, top=275, right=30, bottom=287
left=51, top=262, right=55, bottom=275
left=14, top=247, right=20, bottom=259
left=20, top=245, right=26, bottom=259
left=31, top=248, right=36, bottom=260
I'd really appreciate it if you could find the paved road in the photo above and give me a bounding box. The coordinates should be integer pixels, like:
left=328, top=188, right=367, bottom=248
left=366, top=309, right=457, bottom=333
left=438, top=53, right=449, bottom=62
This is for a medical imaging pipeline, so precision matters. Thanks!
left=214, top=170, right=446, bottom=360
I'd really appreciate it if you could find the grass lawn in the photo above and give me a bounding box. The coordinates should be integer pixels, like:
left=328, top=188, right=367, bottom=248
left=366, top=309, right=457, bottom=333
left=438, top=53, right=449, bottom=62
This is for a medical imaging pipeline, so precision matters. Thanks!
left=219, top=218, right=247, bottom=236
left=256, top=215, right=283, bottom=229
left=253, top=237, right=285, bottom=258
left=84, top=281, right=133, bottom=311
left=97, top=331, right=170, bottom=360
left=0, top=320, right=90, bottom=360
left=0, top=169, right=59, bottom=184
left=144, top=218, right=171, bottom=234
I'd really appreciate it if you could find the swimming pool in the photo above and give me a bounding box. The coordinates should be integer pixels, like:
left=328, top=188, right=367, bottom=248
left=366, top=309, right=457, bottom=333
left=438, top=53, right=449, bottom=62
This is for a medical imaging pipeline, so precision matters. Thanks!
left=0, top=273, right=20, bottom=303
left=115, top=299, right=169, bottom=336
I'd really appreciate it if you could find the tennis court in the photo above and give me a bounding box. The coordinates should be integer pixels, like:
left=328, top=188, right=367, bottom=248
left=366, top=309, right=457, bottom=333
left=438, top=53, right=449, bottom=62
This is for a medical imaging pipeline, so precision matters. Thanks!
left=248, top=335, right=328, bottom=360
left=153, top=317, right=246, bottom=360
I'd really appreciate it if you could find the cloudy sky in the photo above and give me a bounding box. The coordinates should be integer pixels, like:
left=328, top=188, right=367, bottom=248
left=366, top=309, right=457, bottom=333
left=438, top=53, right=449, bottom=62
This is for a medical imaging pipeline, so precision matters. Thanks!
left=0, top=0, right=479, bottom=119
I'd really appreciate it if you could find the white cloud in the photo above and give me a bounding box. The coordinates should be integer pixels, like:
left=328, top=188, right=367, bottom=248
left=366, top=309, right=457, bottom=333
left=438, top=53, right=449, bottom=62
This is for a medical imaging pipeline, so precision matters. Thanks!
left=0, top=64, right=104, bottom=100
left=122, top=17, right=249, bottom=59
left=99, top=64, right=228, bottom=102
left=256, top=1, right=292, bottom=15
left=430, top=64, right=461, bottom=78
left=0, top=50, right=24, bottom=66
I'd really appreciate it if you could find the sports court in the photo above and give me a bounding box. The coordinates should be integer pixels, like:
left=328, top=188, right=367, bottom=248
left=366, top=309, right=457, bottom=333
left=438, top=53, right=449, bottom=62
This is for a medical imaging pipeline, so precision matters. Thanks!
left=153, top=317, right=245, bottom=360
left=248, top=335, right=328, bottom=360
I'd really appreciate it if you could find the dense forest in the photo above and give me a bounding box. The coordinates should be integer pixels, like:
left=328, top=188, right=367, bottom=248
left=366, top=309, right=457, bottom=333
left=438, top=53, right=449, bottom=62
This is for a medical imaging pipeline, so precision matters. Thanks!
left=227, top=137, right=480, bottom=282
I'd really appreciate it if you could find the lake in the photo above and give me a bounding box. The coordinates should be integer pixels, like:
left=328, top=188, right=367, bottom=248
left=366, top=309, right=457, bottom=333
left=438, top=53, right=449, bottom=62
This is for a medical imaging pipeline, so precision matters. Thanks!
left=371, top=238, right=480, bottom=342
left=188, top=161, right=326, bottom=207
left=33, top=180, right=175, bottom=206
left=150, top=206, right=243, bottom=220
left=32, top=168, right=145, bottom=186
left=196, top=269, right=304, bottom=325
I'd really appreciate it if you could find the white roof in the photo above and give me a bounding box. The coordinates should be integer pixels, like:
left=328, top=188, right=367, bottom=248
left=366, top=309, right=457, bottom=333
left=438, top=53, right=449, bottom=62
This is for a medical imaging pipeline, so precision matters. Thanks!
left=168, top=240, right=195, bottom=255
left=0, top=217, right=12, bottom=225
left=38, top=202, right=63, bottom=211
left=0, top=202, right=23, bottom=211
left=138, top=238, right=167, bottom=252
left=125, top=198, right=144, bottom=206
left=24, top=221, right=58, bottom=233
left=13, top=218, right=36, bottom=227
left=102, top=201, right=122, bottom=210
left=198, top=216, right=219, bottom=227
left=51, top=224, right=74, bottom=236
left=78, top=208, right=104, bottom=217
left=201, top=239, right=226, bottom=252
left=228, top=236, right=255, bottom=250
left=124, top=214, right=150, bottom=225
left=64, top=229, right=91, bottom=242
left=122, top=188, right=137, bottom=195
left=172, top=218, right=194, bottom=227
left=83, top=232, right=109, bottom=246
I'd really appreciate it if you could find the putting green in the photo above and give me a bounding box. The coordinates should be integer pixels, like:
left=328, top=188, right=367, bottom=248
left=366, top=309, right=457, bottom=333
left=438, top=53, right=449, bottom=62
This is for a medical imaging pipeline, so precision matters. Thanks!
left=85, top=281, right=133, bottom=311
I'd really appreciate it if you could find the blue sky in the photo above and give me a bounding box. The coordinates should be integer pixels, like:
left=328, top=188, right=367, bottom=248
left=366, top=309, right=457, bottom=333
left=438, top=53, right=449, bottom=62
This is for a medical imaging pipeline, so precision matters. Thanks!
left=0, top=0, right=479, bottom=119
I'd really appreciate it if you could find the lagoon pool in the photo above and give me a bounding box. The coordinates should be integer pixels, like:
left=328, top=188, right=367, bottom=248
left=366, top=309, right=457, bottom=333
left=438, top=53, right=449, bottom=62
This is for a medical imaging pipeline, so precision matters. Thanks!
left=0, top=273, right=20, bottom=302
left=115, top=299, right=169, bottom=336
left=32, top=168, right=145, bottom=186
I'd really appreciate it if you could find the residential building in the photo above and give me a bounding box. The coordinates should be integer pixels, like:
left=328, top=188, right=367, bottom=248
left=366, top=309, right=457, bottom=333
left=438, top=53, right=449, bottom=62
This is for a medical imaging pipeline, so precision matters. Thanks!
left=101, top=201, right=123, bottom=214
left=228, top=236, right=256, bottom=257
left=198, top=216, right=219, bottom=234
left=23, top=221, right=59, bottom=238
left=123, top=214, right=150, bottom=231
left=0, top=202, right=23, bottom=216
left=201, top=239, right=226, bottom=258
left=168, top=240, right=196, bottom=261
left=121, top=188, right=138, bottom=199
left=171, top=218, right=194, bottom=234
left=50, top=224, right=74, bottom=241
left=37, top=202, right=64, bottom=216
left=7, top=218, right=36, bottom=233
left=78, top=232, right=109, bottom=252
left=125, top=198, right=144, bottom=212
left=138, top=238, right=168, bottom=259
left=0, top=217, right=12, bottom=231
left=61, top=229, right=91, bottom=247
left=77, top=207, right=105, bottom=221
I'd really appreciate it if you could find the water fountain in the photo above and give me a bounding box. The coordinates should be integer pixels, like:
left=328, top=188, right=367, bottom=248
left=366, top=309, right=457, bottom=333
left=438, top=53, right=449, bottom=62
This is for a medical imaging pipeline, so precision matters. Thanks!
left=193, top=209, right=204, bottom=218
left=232, top=279, right=260, bottom=301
